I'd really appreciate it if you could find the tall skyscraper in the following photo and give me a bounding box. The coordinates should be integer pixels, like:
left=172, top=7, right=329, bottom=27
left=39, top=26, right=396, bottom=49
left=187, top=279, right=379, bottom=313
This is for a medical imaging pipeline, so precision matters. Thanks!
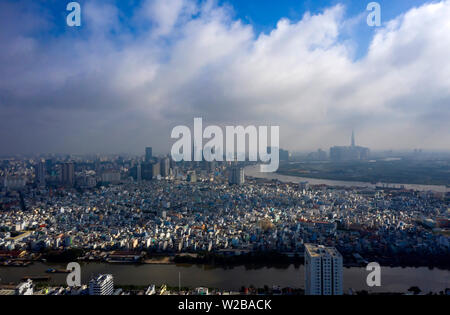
left=35, top=161, right=46, bottom=187
left=161, top=157, right=170, bottom=177
left=89, top=274, right=114, bottom=295
left=145, top=147, right=153, bottom=163
left=45, top=159, right=54, bottom=175
left=151, top=161, right=160, bottom=178
left=305, top=244, right=343, bottom=295
left=141, top=161, right=160, bottom=180
left=229, top=166, right=245, bottom=185
left=61, top=162, right=74, bottom=187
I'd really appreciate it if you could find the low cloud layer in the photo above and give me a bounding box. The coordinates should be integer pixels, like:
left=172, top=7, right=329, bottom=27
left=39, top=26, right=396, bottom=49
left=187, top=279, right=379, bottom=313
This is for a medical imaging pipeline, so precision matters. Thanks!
left=0, top=0, right=449, bottom=155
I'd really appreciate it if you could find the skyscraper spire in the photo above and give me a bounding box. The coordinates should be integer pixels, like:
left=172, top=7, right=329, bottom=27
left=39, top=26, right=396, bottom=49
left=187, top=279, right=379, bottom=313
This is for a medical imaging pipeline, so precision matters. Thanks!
left=351, top=130, right=355, bottom=147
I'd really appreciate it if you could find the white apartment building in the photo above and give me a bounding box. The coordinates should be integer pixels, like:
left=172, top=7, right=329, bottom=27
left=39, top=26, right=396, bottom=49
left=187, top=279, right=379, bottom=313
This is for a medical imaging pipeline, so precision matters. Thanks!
left=15, top=279, right=34, bottom=295
left=305, top=244, right=343, bottom=295
left=89, top=274, right=114, bottom=295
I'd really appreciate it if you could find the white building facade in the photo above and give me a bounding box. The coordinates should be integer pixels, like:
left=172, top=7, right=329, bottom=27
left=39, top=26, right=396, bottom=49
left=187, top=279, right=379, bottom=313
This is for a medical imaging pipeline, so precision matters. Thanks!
left=305, top=244, right=343, bottom=295
left=15, top=279, right=34, bottom=295
left=89, top=274, right=114, bottom=295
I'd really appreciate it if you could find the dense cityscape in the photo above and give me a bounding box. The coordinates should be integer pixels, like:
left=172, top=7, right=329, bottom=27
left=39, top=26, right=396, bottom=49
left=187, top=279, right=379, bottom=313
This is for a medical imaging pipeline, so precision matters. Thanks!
left=0, top=147, right=449, bottom=295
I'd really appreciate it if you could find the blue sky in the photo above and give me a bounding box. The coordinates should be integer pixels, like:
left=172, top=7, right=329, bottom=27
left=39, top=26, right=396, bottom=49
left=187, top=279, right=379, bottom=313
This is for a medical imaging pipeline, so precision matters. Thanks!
left=219, top=0, right=431, bottom=57
left=22, top=0, right=432, bottom=58
left=1, top=0, right=449, bottom=154
left=221, top=0, right=428, bottom=29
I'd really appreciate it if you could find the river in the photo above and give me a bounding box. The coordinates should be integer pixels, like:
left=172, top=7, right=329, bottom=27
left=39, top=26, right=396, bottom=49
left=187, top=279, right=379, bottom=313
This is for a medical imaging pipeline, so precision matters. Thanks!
left=245, top=165, right=450, bottom=193
left=0, top=262, right=449, bottom=293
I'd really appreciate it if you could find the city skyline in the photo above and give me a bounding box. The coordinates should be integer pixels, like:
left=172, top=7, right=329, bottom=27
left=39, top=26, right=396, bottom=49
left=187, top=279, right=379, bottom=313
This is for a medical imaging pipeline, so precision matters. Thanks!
left=0, top=0, right=450, bottom=155
left=0, top=128, right=449, bottom=158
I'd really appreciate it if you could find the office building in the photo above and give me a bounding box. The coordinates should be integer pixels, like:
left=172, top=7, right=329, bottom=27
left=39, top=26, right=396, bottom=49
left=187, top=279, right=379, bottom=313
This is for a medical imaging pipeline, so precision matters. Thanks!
left=161, top=157, right=171, bottom=177
left=130, top=162, right=148, bottom=181
left=151, top=161, right=160, bottom=178
left=61, top=162, right=75, bottom=187
left=89, top=274, right=114, bottom=295
left=45, top=159, right=54, bottom=175
left=305, top=244, right=343, bottom=295
left=229, top=166, right=245, bottom=185
left=140, top=161, right=160, bottom=180
left=15, top=280, right=34, bottom=295
left=140, top=163, right=151, bottom=181
left=35, top=161, right=46, bottom=187
left=145, top=147, right=153, bottom=163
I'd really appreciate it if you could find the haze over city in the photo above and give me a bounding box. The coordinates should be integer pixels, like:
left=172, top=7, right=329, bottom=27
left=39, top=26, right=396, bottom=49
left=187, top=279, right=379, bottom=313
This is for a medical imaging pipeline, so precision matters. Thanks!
left=0, top=0, right=449, bottom=155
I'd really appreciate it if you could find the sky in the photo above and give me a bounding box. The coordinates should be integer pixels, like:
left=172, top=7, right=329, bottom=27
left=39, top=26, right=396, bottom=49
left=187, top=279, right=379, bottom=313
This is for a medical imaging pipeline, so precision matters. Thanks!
left=0, top=0, right=449, bottom=155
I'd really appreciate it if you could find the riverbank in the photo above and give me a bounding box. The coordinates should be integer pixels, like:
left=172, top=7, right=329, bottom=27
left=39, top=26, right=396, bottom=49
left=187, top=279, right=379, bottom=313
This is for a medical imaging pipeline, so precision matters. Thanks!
left=245, top=165, right=450, bottom=193
left=1, top=262, right=448, bottom=294
left=33, top=249, right=450, bottom=270
left=0, top=246, right=438, bottom=270
left=276, top=160, right=450, bottom=187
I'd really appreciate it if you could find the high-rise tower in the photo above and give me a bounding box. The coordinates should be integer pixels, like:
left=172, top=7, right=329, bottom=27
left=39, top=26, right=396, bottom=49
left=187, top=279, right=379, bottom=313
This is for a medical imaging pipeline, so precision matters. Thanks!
left=305, top=244, right=343, bottom=295
left=145, top=147, right=153, bottom=163
left=61, top=162, right=75, bottom=187
left=36, top=161, right=46, bottom=187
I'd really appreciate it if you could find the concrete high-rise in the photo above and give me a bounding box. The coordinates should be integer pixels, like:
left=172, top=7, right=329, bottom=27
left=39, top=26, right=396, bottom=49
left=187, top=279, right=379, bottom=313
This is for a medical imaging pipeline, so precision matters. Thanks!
left=305, top=244, right=343, bottom=295
left=141, top=161, right=160, bottom=180
left=151, top=161, right=160, bottom=178
left=89, top=274, right=114, bottom=295
left=61, top=162, right=75, bottom=187
left=161, top=157, right=170, bottom=177
left=145, top=147, right=153, bottom=163
left=229, top=166, right=245, bottom=185
left=35, top=161, right=46, bottom=187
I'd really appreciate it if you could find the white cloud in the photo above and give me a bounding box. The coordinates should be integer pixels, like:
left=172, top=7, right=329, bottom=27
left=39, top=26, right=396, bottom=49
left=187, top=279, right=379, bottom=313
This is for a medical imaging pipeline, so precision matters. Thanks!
left=0, top=0, right=449, bottom=154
